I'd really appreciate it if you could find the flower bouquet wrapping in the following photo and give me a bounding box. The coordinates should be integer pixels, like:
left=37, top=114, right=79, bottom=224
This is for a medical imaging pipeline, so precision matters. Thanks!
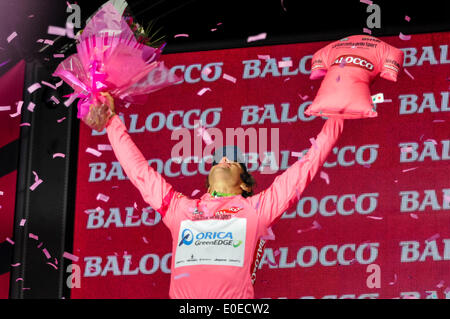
left=53, top=2, right=180, bottom=130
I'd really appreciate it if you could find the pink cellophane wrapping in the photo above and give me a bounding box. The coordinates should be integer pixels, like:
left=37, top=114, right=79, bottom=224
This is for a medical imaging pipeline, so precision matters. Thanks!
left=53, top=2, right=181, bottom=119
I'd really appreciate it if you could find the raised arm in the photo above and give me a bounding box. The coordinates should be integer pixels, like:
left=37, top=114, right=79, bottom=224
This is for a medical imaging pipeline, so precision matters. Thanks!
left=248, top=117, right=344, bottom=227
left=105, top=114, right=175, bottom=217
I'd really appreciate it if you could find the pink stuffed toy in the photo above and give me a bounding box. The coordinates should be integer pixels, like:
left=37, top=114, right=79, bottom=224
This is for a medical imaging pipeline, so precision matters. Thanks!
left=305, top=34, right=404, bottom=119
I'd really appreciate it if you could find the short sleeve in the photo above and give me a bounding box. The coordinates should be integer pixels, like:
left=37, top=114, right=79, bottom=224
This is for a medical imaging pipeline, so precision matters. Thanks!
left=380, top=44, right=404, bottom=82
left=310, top=45, right=330, bottom=80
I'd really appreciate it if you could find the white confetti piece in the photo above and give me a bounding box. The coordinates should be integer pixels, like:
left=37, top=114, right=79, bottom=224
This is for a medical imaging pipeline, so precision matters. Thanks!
left=191, top=189, right=200, bottom=197
left=7, top=31, right=18, bottom=43
left=366, top=216, right=383, bottom=220
left=27, top=83, right=42, bottom=94
left=55, top=80, right=63, bottom=88
left=404, top=68, right=415, bottom=80
left=298, top=93, right=309, bottom=100
left=27, top=102, right=36, bottom=112
left=50, top=96, right=60, bottom=104
left=47, top=262, right=58, bottom=270
left=201, top=67, right=212, bottom=76
left=63, top=251, right=79, bottom=262
left=312, top=220, right=321, bottom=230
left=261, top=227, right=275, bottom=241
left=401, top=146, right=414, bottom=153
left=9, top=101, right=23, bottom=118
left=410, top=213, right=419, bottom=219
left=96, top=193, right=109, bottom=202
left=197, top=126, right=213, bottom=145
left=320, top=171, right=329, bottom=184
left=98, top=144, right=112, bottom=151
left=424, top=138, right=437, bottom=145
left=30, top=171, right=43, bottom=191
left=142, top=236, right=149, bottom=244
left=278, top=60, right=293, bottom=68
left=86, top=147, right=102, bottom=157
left=223, top=73, right=237, bottom=83
left=402, top=167, right=418, bottom=173
left=0, top=106, right=11, bottom=111
left=47, top=25, right=66, bottom=36
left=197, top=88, right=211, bottom=96
left=52, top=153, right=65, bottom=159
left=257, top=55, right=270, bottom=60
left=437, top=280, right=445, bottom=288
left=291, top=151, right=304, bottom=158
left=56, top=117, right=66, bottom=123
left=19, top=219, right=26, bottom=226
left=360, top=0, right=373, bottom=4
left=174, top=33, right=189, bottom=38
left=247, top=32, right=267, bottom=43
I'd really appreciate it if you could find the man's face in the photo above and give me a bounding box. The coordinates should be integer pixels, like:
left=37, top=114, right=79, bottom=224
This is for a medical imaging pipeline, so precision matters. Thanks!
left=208, top=157, right=244, bottom=188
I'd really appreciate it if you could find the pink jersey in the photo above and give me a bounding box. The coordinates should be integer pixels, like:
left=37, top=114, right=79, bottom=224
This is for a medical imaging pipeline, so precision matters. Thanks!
left=105, top=115, right=344, bottom=298
left=306, top=34, right=404, bottom=119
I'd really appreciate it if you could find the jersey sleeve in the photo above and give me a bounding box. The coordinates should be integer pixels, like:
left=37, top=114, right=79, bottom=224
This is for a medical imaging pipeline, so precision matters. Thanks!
left=248, top=118, right=344, bottom=228
left=310, top=44, right=330, bottom=80
left=380, top=43, right=404, bottom=82
left=105, top=115, right=175, bottom=217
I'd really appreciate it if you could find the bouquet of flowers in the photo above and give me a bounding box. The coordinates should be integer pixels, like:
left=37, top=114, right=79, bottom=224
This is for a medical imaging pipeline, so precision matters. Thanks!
left=53, top=2, right=180, bottom=130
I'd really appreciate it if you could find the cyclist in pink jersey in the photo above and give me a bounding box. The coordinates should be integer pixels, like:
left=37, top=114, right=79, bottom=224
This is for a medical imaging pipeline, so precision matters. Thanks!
left=89, top=92, right=344, bottom=299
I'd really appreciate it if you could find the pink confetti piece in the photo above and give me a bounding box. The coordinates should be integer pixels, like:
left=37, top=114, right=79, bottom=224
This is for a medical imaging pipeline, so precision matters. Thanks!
left=20, top=219, right=26, bottom=226
left=142, top=236, right=149, bottom=244
left=284, top=77, right=290, bottom=82
left=425, top=233, right=440, bottom=243
left=19, top=123, right=31, bottom=127
left=53, top=53, right=65, bottom=58
left=174, top=273, right=190, bottom=280
left=29, top=233, right=38, bottom=240
left=52, top=153, right=65, bottom=159
left=274, top=249, right=281, bottom=257
left=444, top=287, right=450, bottom=294
left=191, top=189, right=200, bottom=197
left=197, top=127, right=213, bottom=145
left=55, top=80, right=63, bottom=88
left=0, top=106, right=11, bottom=111
left=37, top=242, right=43, bottom=248
left=86, top=147, right=102, bottom=157
left=363, top=28, right=372, bottom=34
left=223, top=73, right=237, bottom=83
left=197, top=88, right=211, bottom=96
left=50, top=96, right=60, bottom=104
left=7, top=31, right=18, bottom=43
left=56, top=117, right=66, bottom=123
left=27, top=83, right=42, bottom=94
left=65, top=22, right=75, bottom=38
left=433, top=119, right=445, bottom=123
left=261, top=227, right=275, bottom=241
left=247, top=32, right=267, bottom=43
left=210, top=28, right=217, bottom=32
left=96, top=193, right=109, bottom=202
left=298, top=93, right=309, bottom=100
left=404, top=68, right=415, bottom=80
left=401, top=146, right=414, bottom=153
left=64, top=93, right=78, bottom=106
left=311, top=220, right=322, bottom=230
left=278, top=60, right=293, bottom=68
left=27, top=102, right=35, bottom=112
left=399, top=32, right=411, bottom=41
left=309, top=137, right=318, bottom=150
left=11, top=263, right=21, bottom=267
left=43, top=39, right=54, bottom=45
left=63, top=251, right=79, bottom=262
left=174, top=34, right=189, bottom=38
left=54, top=258, right=58, bottom=265
left=97, top=144, right=112, bottom=151
left=405, top=16, right=411, bottom=22
left=410, top=213, right=419, bottom=219
left=320, top=171, right=330, bottom=184
left=201, top=67, right=212, bottom=76
left=47, top=25, right=66, bottom=36
left=402, top=167, right=418, bottom=173
left=389, top=273, right=398, bottom=285
left=9, top=101, right=23, bottom=118
left=360, top=0, right=373, bottom=4
left=0, top=191, right=3, bottom=195
left=16, top=278, right=23, bottom=282
left=257, top=55, right=270, bottom=60
left=366, top=216, right=383, bottom=220
left=424, top=138, right=438, bottom=145
left=46, top=262, right=58, bottom=270
left=6, top=237, right=14, bottom=245
left=437, top=280, right=445, bottom=288
left=291, top=151, right=304, bottom=158
left=41, top=81, right=57, bottom=90
left=42, top=248, right=51, bottom=259
left=30, top=179, right=43, bottom=191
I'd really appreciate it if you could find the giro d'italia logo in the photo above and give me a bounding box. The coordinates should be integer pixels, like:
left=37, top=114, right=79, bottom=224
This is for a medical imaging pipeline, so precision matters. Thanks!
left=178, top=229, right=194, bottom=246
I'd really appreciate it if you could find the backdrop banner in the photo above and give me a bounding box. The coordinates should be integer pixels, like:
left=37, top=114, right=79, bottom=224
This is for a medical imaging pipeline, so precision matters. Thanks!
left=0, top=60, right=26, bottom=299
left=71, top=31, right=450, bottom=299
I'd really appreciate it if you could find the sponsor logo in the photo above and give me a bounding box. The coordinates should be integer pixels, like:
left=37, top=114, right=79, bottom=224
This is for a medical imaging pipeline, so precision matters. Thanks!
left=332, top=55, right=374, bottom=71
left=178, top=229, right=194, bottom=246
left=178, top=228, right=243, bottom=247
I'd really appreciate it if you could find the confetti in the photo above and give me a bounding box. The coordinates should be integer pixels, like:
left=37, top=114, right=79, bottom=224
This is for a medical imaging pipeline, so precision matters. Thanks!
left=360, top=0, right=373, bottom=4
left=174, top=273, right=190, bottom=280
left=284, top=77, right=290, bottom=82
left=399, top=32, right=411, bottom=41
left=404, top=68, right=415, bottom=80
left=42, top=248, right=51, bottom=259
left=6, top=237, right=14, bottom=245
left=311, top=220, right=322, bottom=230
left=424, top=138, right=437, bottom=145
left=247, top=32, right=267, bottom=43
left=37, top=242, right=43, bottom=248
left=191, top=189, right=201, bottom=197
left=401, top=146, right=414, bottom=153
left=66, top=22, right=75, bottom=38
left=174, top=34, right=189, bottom=38
left=19, top=219, right=26, bottom=226
left=281, top=0, right=287, bottom=11
left=366, top=216, right=383, bottom=220
left=41, top=81, right=57, bottom=90
left=210, top=28, right=217, bottom=32
left=63, top=251, right=79, bottom=262
left=27, top=102, right=36, bottom=112
left=55, top=80, right=63, bottom=88
left=9, top=101, right=23, bottom=118
left=16, top=278, right=23, bottom=282
left=445, top=287, right=450, bottom=294
left=437, top=280, right=445, bottom=288
left=362, top=164, right=371, bottom=168
left=274, top=249, right=280, bottom=257
left=223, top=73, right=237, bottom=83
left=410, top=213, right=419, bottom=219
left=261, top=227, right=275, bottom=241
left=97, top=144, right=112, bottom=151
left=309, top=137, right=318, bottom=150
left=30, top=171, right=43, bottom=191
left=46, top=262, right=58, bottom=270
left=19, top=123, right=31, bottom=127
left=257, top=55, right=270, bottom=60
left=56, top=117, right=66, bottom=123
left=0, top=191, right=3, bottom=195
left=320, top=171, right=330, bottom=184
left=29, top=233, right=38, bottom=240
left=44, top=39, right=54, bottom=45
left=142, top=236, right=149, bottom=244
left=291, top=151, right=304, bottom=158
left=0, top=59, right=10, bottom=68
left=197, top=88, right=211, bottom=96
left=64, top=93, right=78, bottom=106
left=363, top=28, right=372, bottom=35
left=202, top=67, right=212, bottom=76
left=402, top=167, right=418, bottom=173
left=47, top=25, right=66, bottom=36
left=86, top=147, right=102, bottom=157
left=50, top=96, right=60, bottom=104
left=197, top=126, right=213, bottom=145
left=7, top=31, right=18, bottom=43
left=0, top=106, right=11, bottom=111
left=52, top=153, right=65, bottom=159
left=433, top=120, right=445, bottom=123
left=96, top=193, right=110, bottom=202
left=11, top=263, right=21, bottom=267
left=27, top=83, right=42, bottom=94
left=298, top=94, right=309, bottom=100
left=425, top=233, right=440, bottom=243
left=444, top=195, right=450, bottom=205
left=278, top=60, right=293, bottom=68
left=405, top=16, right=411, bottom=22
left=389, top=274, right=398, bottom=285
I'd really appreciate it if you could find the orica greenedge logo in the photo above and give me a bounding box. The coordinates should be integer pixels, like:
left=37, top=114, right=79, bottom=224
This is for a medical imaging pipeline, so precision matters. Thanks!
left=178, top=229, right=242, bottom=247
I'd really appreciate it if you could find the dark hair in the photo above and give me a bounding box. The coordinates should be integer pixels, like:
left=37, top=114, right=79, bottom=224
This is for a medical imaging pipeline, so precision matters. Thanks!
left=205, top=163, right=256, bottom=198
